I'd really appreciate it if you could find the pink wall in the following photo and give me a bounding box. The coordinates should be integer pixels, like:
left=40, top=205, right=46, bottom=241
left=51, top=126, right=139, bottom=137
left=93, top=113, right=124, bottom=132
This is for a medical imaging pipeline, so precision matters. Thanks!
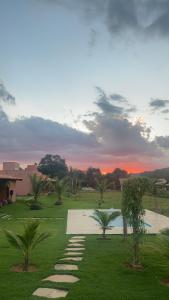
left=0, top=164, right=42, bottom=196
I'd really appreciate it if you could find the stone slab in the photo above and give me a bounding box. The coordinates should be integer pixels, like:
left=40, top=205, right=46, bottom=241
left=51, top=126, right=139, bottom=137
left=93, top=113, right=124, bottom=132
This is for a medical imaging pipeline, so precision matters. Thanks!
left=67, top=243, right=84, bottom=247
left=43, top=274, right=79, bottom=283
left=71, top=236, right=86, bottom=239
left=65, top=247, right=85, bottom=251
left=54, top=264, right=79, bottom=271
left=60, top=257, right=83, bottom=262
left=33, top=288, right=68, bottom=298
left=64, top=252, right=83, bottom=256
left=69, top=239, right=84, bottom=243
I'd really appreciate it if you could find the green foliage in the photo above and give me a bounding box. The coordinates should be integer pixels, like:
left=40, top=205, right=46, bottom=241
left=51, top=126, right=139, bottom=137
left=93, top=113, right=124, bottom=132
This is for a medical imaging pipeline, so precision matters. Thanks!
left=122, top=177, right=150, bottom=264
left=29, top=173, right=45, bottom=209
left=52, top=177, right=68, bottom=205
left=38, top=154, right=68, bottom=179
left=91, top=209, right=120, bottom=239
left=86, top=167, right=101, bottom=188
left=68, top=167, right=83, bottom=196
left=96, top=177, right=109, bottom=207
left=141, top=167, right=169, bottom=181
left=4, top=221, right=50, bottom=271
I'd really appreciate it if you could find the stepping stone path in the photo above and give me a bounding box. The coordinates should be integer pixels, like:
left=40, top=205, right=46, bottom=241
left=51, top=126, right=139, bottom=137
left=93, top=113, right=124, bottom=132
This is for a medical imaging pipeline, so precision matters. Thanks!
left=33, top=235, right=86, bottom=298
left=33, top=288, right=68, bottom=299
left=54, top=264, right=79, bottom=271
left=0, top=213, right=12, bottom=220
left=43, top=274, right=79, bottom=283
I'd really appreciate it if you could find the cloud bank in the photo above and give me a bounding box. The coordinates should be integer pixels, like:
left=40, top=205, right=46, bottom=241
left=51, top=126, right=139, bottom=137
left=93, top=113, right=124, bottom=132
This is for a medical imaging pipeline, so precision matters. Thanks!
left=45, top=0, right=169, bottom=38
left=0, top=84, right=168, bottom=172
left=0, top=81, right=15, bottom=105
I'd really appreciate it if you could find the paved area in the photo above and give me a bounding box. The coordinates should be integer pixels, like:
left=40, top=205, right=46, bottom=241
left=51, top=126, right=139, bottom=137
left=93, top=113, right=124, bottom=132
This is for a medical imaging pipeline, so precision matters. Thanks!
left=67, top=209, right=169, bottom=234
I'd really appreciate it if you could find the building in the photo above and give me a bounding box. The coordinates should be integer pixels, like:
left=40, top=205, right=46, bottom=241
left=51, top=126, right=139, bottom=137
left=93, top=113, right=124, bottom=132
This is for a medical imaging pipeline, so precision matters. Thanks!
left=0, top=162, right=42, bottom=196
left=3, top=162, right=20, bottom=171
left=0, top=175, right=22, bottom=205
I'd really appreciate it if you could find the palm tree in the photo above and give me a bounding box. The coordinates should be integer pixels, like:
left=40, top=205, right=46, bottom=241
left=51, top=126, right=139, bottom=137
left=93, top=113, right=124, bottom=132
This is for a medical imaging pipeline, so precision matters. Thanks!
left=52, top=177, right=68, bottom=205
left=96, top=177, right=108, bottom=208
left=29, top=173, right=45, bottom=209
left=4, top=221, right=50, bottom=271
left=91, top=210, right=121, bottom=239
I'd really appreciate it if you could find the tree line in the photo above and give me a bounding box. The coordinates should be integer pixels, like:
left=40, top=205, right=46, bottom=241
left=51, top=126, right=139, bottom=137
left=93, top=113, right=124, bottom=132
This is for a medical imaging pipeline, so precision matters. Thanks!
left=37, top=154, right=128, bottom=190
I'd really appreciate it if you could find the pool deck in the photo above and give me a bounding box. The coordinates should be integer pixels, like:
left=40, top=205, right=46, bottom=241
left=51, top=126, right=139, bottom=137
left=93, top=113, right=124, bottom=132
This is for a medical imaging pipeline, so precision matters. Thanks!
left=66, top=209, right=169, bottom=235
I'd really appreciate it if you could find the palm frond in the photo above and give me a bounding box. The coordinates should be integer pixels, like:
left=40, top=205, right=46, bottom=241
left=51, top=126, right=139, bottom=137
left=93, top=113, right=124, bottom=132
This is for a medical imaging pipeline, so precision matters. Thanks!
left=4, top=230, right=24, bottom=251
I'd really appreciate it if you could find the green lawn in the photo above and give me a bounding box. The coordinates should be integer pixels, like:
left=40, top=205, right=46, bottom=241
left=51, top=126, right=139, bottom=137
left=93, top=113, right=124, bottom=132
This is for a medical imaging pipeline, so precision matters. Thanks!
left=1, top=191, right=169, bottom=299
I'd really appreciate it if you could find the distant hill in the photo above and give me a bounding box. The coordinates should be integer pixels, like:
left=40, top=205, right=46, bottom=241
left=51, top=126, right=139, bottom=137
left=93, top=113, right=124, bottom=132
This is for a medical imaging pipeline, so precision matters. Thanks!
left=139, top=167, right=169, bottom=180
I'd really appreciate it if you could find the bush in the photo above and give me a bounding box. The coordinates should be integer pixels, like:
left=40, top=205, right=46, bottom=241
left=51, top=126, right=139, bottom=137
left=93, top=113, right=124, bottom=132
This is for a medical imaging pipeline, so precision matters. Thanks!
left=30, top=202, right=42, bottom=210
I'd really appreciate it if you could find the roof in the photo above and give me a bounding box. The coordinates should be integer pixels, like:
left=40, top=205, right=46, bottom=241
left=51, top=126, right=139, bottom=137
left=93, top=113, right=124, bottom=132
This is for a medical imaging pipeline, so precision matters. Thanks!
left=0, top=175, right=22, bottom=181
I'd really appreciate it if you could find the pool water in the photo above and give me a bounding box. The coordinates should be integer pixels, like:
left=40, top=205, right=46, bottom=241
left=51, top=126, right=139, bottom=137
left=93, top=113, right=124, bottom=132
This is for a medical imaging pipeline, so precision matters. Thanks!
left=108, top=216, right=151, bottom=228
left=91, top=210, right=151, bottom=228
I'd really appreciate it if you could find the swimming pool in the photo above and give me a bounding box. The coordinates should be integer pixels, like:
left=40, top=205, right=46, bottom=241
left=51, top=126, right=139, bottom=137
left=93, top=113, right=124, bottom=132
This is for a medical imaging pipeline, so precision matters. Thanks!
left=92, top=210, right=151, bottom=228
left=67, top=209, right=169, bottom=234
left=106, top=215, right=151, bottom=228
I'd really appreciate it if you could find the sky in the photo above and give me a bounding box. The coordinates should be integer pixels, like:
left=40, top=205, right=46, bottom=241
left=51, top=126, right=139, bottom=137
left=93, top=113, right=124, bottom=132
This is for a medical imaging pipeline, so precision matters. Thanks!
left=1, top=0, right=169, bottom=173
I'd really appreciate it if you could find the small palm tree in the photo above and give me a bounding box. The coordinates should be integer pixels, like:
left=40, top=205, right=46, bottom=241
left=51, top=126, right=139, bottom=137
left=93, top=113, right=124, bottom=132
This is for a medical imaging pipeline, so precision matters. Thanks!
left=91, top=210, right=121, bottom=239
left=4, top=221, right=50, bottom=271
left=96, top=177, right=109, bottom=208
left=29, top=174, right=45, bottom=209
left=52, top=177, right=68, bottom=205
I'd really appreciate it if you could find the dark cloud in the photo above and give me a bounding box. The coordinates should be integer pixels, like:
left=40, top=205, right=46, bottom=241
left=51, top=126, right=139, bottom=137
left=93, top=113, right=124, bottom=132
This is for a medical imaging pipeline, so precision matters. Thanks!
left=0, top=108, right=98, bottom=161
left=110, top=94, right=127, bottom=103
left=43, top=0, right=169, bottom=38
left=162, top=109, right=169, bottom=114
left=155, top=136, right=169, bottom=149
left=84, top=110, right=159, bottom=157
left=95, top=86, right=136, bottom=116
left=106, top=0, right=138, bottom=34
left=0, top=81, right=15, bottom=105
left=149, top=98, right=169, bottom=110
left=88, top=28, right=97, bottom=51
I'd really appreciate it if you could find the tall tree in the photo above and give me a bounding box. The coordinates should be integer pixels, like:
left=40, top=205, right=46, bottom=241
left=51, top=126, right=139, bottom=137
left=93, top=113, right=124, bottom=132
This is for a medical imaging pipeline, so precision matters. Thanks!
left=122, top=177, right=149, bottom=265
left=86, top=167, right=101, bottom=188
left=96, top=176, right=109, bottom=208
left=38, top=154, right=68, bottom=179
left=52, top=177, right=68, bottom=205
left=106, top=168, right=128, bottom=190
left=68, top=167, right=84, bottom=195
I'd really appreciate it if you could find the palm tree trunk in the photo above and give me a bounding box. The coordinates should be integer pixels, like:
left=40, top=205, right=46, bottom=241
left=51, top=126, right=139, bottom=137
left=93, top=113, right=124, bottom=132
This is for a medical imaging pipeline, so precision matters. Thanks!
left=133, top=227, right=140, bottom=265
left=102, top=228, right=106, bottom=239
left=123, top=215, right=128, bottom=240
left=23, top=253, right=29, bottom=272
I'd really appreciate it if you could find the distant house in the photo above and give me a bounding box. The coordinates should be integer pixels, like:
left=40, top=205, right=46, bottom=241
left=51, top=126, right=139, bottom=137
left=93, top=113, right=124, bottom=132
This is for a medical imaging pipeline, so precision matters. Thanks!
left=154, top=178, right=167, bottom=190
left=0, top=174, right=22, bottom=206
left=0, top=162, right=42, bottom=196
left=119, top=178, right=128, bottom=191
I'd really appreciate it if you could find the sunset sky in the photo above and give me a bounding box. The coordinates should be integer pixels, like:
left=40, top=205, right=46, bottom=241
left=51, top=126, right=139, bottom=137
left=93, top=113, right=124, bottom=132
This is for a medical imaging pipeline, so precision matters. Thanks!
left=1, top=0, right=169, bottom=173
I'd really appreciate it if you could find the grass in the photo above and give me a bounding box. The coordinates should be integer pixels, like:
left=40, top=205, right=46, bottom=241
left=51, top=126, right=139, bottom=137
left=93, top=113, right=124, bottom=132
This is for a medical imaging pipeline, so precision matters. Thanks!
left=0, top=191, right=169, bottom=299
